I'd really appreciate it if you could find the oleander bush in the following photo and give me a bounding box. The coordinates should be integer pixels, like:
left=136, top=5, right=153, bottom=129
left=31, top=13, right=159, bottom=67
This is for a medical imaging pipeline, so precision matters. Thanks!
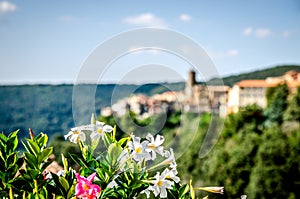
left=0, top=115, right=224, bottom=199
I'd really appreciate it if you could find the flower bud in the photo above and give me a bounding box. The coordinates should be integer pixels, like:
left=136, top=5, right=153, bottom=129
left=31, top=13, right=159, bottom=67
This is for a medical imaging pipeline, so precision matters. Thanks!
left=91, top=113, right=96, bottom=125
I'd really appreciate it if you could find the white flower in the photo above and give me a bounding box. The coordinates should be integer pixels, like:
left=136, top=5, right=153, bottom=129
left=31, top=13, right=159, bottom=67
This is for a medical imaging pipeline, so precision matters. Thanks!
left=90, top=121, right=113, bottom=141
left=117, top=149, right=129, bottom=165
left=241, top=195, right=247, bottom=199
left=161, top=168, right=180, bottom=183
left=147, top=171, right=174, bottom=198
left=141, top=188, right=151, bottom=198
left=128, top=135, right=151, bottom=163
left=162, top=148, right=177, bottom=170
left=56, top=169, right=65, bottom=177
left=64, top=126, right=87, bottom=143
left=197, top=186, right=224, bottom=194
left=107, top=180, right=118, bottom=188
left=145, top=133, right=165, bottom=160
left=103, top=123, right=114, bottom=132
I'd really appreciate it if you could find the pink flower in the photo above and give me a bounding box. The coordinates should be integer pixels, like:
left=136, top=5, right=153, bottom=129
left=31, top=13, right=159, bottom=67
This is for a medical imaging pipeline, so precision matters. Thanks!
left=75, top=172, right=101, bottom=199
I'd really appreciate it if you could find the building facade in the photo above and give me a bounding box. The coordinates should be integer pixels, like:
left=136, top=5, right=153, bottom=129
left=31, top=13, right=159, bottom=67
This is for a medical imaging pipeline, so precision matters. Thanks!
left=227, top=70, right=300, bottom=113
left=101, top=70, right=300, bottom=117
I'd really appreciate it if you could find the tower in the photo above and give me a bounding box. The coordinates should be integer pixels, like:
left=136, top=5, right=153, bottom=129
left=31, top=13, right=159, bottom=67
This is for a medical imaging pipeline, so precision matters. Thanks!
left=187, top=70, right=196, bottom=87
left=185, top=70, right=196, bottom=99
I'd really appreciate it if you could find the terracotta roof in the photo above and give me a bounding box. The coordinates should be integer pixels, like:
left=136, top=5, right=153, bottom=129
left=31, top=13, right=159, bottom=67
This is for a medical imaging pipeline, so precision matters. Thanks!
left=237, top=79, right=300, bottom=88
left=287, top=81, right=300, bottom=88
left=237, top=80, right=277, bottom=88
left=207, top=85, right=230, bottom=91
left=284, top=70, right=298, bottom=75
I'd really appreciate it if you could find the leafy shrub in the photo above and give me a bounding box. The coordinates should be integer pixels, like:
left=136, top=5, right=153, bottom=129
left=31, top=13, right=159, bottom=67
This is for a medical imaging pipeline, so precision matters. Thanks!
left=0, top=115, right=224, bottom=199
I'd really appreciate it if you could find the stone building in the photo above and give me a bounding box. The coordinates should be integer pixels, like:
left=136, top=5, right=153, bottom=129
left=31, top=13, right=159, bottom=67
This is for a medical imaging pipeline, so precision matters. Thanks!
left=227, top=70, right=300, bottom=113
left=101, top=70, right=300, bottom=118
left=184, top=70, right=229, bottom=116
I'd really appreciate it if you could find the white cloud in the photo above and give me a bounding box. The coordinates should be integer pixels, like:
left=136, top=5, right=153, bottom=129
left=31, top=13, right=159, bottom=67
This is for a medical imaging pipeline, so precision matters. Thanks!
left=243, top=27, right=271, bottom=38
left=179, top=14, right=191, bottom=22
left=255, top=28, right=271, bottom=38
left=123, top=13, right=167, bottom=28
left=227, top=49, right=239, bottom=56
left=243, top=27, right=253, bottom=36
left=282, top=30, right=290, bottom=37
left=0, top=1, right=16, bottom=14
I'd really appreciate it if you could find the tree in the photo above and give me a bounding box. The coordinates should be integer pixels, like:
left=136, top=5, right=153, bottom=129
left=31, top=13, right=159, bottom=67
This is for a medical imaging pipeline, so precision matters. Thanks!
left=284, top=86, right=300, bottom=122
left=264, top=83, right=289, bottom=125
left=245, top=127, right=299, bottom=199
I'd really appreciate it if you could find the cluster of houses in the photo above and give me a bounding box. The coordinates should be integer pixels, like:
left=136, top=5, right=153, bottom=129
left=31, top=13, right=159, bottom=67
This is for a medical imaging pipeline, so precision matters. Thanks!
left=100, top=70, right=300, bottom=118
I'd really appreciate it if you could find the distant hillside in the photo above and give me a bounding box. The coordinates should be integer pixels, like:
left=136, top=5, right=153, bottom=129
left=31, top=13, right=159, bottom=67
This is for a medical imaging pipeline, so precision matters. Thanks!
left=207, top=65, right=300, bottom=86
left=1, top=64, right=300, bottom=141
left=0, top=82, right=185, bottom=140
left=133, top=82, right=185, bottom=96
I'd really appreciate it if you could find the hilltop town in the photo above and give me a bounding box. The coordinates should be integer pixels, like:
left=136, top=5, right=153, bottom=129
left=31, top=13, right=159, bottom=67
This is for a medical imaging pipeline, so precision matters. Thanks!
left=101, top=69, right=300, bottom=118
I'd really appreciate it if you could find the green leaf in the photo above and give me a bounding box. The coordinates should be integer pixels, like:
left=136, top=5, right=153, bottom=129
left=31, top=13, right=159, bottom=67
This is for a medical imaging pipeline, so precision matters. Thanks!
left=26, top=139, right=41, bottom=157
left=8, top=130, right=19, bottom=139
left=6, top=164, right=18, bottom=179
left=61, top=154, right=68, bottom=175
left=108, top=143, right=122, bottom=166
left=36, top=133, right=48, bottom=149
left=112, top=125, right=117, bottom=142
left=67, top=184, right=75, bottom=199
left=51, top=173, right=67, bottom=196
left=42, top=186, right=48, bottom=199
left=118, top=137, right=130, bottom=147
left=6, top=153, right=17, bottom=168
left=0, top=132, right=7, bottom=142
left=38, top=147, right=53, bottom=164
left=7, top=135, right=18, bottom=154
left=21, top=140, right=32, bottom=155
left=59, top=176, right=70, bottom=191
left=24, top=152, right=38, bottom=169
left=0, top=138, right=6, bottom=157
left=179, top=184, right=190, bottom=197
left=103, top=133, right=113, bottom=148
left=16, top=156, right=24, bottom=168
left=36, top=193, right=45, bottom=199
left=95, top=168, right=107, bottom=181
left=0, top=150, right=6, bottom=167
left=190, top=180, right=195, bottom=199
left=26, top=168, right=39, bottom=179
left=22, top=139, right=40, bottom=158
left=69, top=153, right=89, bottom=168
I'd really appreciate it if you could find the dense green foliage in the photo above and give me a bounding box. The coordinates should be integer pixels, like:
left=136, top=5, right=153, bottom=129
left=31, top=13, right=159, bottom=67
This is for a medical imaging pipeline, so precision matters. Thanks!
left=0, top=131, right=71, bottom=198
left=1, top=65, right=300, bottom=198
left=284, top=87, right=300, bottom=122
left=0, top=120, right=224, bottom=199
left=208, top=65, right=300, bottom=86
left=264, top=83, right=289, bottom=125
left=175, top=86, right=300, bottom=198
left=90, top=84, right=300, bottom=198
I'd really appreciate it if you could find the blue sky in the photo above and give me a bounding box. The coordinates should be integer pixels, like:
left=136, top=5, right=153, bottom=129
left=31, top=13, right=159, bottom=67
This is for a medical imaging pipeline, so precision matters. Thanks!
left=0, top=0, right=300, bottom=84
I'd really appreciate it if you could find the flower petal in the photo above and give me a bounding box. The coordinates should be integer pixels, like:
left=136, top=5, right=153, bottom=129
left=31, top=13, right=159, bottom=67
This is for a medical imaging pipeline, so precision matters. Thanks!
left=103, top=125, right=113, bottom=132
left=87, top=172, right=97, bottom=181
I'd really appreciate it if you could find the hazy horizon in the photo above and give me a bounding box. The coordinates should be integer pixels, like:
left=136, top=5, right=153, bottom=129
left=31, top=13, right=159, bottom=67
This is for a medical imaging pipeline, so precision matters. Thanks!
left=1, top=63, right=299, bottom=85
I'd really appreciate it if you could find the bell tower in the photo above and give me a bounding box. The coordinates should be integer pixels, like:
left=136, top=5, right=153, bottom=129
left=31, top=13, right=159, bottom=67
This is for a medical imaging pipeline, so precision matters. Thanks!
left=185, top=70, right=196, bottom=98
left=187, top=70, right=196, bottom=87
